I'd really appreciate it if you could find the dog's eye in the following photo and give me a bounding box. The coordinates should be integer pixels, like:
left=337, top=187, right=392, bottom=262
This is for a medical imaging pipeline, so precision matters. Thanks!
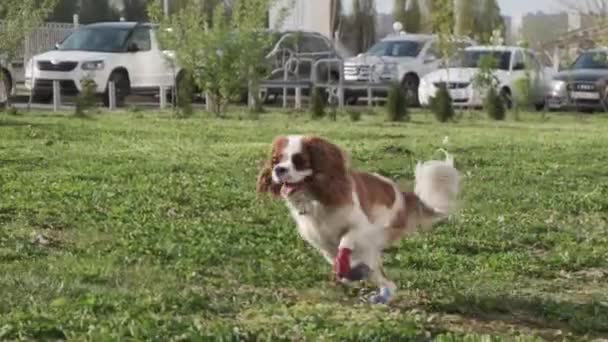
left=292, top=153, right=305, bottom=169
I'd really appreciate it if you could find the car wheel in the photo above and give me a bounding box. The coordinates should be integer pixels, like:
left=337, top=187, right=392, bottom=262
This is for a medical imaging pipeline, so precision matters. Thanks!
left=401, top=74, right=420, bottom=107
left=104, top=71, right=130, bottom=107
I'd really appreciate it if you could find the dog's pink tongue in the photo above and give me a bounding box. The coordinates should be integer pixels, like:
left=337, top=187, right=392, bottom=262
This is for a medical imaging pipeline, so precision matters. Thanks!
left=281, top=183, right=297, bottom=197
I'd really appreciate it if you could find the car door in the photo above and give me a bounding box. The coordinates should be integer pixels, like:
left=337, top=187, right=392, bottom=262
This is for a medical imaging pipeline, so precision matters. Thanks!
left=523, top=50, right=544, bottom=103
left=419, top=39, right=442, bottom=76
left=125, top=26, right=175, bottom=90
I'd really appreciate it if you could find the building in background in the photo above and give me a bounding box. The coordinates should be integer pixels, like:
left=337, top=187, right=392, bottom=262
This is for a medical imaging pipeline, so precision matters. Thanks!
left=268, top=0, right=332, bottom=38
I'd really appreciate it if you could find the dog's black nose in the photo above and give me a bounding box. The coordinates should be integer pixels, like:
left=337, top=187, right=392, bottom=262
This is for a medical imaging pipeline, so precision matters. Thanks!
left=274, top=166, right=288, bottom=176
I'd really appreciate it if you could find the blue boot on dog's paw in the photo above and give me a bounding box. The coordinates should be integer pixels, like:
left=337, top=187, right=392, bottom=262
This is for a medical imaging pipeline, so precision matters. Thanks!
left=369, top=287, right=392, bottom=305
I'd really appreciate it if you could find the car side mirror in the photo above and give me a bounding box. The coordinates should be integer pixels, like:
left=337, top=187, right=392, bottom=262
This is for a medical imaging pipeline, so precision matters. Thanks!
left=425, top=55, right=438, bottom=64
left=127, top=43, right=140, bottom=53
left=54, top=43, right=60, bottom=50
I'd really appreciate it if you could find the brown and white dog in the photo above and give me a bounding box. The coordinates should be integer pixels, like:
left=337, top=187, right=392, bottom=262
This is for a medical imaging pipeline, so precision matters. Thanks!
left=256, top=135, right=461, bottom=304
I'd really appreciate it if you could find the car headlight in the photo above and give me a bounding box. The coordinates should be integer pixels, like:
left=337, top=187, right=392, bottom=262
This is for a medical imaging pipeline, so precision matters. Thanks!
left=551, top=80, right=566, bottom=93
left=81, top=61, right=105, bottom=71
left=420, top=77, right=429, bottom=89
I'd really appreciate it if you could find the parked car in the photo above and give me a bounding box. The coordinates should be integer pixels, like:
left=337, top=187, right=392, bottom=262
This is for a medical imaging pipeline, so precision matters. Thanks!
left=25, top=22, right=183, bottom=106
left=547, top=48, right=608, bottom=112
left=255, top=29, right=343, bottom=102
left=0, top=59, right=15, bottom=106
left=418, top=45, right=553, bottom=109
left=342, top=33, right=476, bottom=105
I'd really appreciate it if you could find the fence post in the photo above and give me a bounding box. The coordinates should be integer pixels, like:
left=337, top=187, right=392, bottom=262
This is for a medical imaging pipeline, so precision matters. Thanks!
left=295, top=86, right=302, bottom=110
left=52, top=80, right=60, bottom=112
left=159, top=85, right=167, bottom=110
left=338, top=61, right=345, bottom=109
left=282, top=67, right=288, bottom=108
left=367, top=65, right=374, bottom=107
left=108, top=81, right=117, bottom=110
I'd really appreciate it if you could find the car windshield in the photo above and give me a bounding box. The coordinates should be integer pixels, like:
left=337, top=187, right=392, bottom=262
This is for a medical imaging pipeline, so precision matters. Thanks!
left=58, top=27, right=131, bottom=52
left=365, top=40, right=424, bottom=58
left=454, top=50, right=512, bottom=70
left=571, top=51, right=608, bottom=69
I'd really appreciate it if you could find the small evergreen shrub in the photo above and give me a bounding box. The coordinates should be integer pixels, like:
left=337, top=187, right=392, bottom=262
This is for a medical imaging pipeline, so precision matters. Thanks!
left=485, top=87, right=506, bottom=121
left=348, top=110, right=361, bottom=122
left=430, top=84, right=455, bottom=123
left=386, top=82, right=408, bottom=122
left=310, top=87, right=326, bottom=120
left=75, top=78, right=97, bottom=117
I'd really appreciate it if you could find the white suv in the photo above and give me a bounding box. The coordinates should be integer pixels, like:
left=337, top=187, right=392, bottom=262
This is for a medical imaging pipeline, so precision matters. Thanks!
left=25, top=22, right=182, bottom=106
left=418, top=45, right=554, bottom=109
left=343, top=33, right=475, bottom=106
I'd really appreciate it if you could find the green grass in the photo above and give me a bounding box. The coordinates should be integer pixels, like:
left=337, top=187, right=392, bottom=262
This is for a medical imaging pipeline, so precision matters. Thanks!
left=1, top=109, right=608, bottom=341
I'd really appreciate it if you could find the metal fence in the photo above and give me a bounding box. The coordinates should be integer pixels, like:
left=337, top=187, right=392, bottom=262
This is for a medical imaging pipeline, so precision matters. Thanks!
left=0, top=21, right=74, bottom=66
left=22, top=22, right=75, bottom=65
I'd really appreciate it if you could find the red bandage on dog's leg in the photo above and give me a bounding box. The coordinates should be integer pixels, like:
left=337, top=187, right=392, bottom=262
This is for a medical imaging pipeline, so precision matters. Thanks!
left=334, top=248, right=352, bottom=279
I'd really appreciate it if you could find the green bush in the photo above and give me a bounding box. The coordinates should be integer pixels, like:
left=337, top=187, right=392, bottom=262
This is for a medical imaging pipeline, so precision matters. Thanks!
left=348, top=110, right=361, bottom=122
left=310, top=87, right=326, bottom=120
left=75, top=78, right=97, bottom=117
left=485, top=87, right=506, bottom=121
left=430, top=84, right=455, bottom=123
left=386, top=82, right=408, bottom=122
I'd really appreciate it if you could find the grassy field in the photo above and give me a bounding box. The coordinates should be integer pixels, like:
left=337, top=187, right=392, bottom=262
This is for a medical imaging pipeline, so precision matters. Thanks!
left=1, top=108, right=608, bottom=341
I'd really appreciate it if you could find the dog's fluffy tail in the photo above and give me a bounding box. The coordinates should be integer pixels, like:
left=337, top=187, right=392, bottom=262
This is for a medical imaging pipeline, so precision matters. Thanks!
left=414, top=149, right=461, bottom=219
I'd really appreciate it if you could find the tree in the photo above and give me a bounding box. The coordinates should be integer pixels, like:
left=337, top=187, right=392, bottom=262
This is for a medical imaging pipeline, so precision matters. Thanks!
left=122, top=0, right=151, bottom=21
left=0, top=0, right=57, bottom=106
left=430, top=0, right=454, bottom=34
left=149, top=0, right=288, bottom=116
left=393, top=0, right=406, bottom=26
left=330, top=0, right=342, bottom=40
left=394, top=0, right=421, bottom=33
left=78, top=0, right=119, bottom=23
left=40, top=0, right=78, bottom=22
left=349, top=0, right=376, bottom=54
left=454, top=0, right=475, bottom=36
left=474, top=0, right=503, bottom=43
left=430, top=0, right=456, bottom=122
left=403, top=0, right=421, bottom=33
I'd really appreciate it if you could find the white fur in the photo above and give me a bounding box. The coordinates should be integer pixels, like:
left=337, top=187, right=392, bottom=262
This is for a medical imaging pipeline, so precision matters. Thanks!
left=414, top=149, right=461, bottom=217
left=272, top=135, right=313, bottom=184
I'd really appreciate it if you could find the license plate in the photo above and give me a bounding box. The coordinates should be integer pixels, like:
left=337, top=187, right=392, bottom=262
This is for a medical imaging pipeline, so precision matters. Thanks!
left=570, top=91, right=600, bottom=100
left=449, top=89, right=467, bottom=100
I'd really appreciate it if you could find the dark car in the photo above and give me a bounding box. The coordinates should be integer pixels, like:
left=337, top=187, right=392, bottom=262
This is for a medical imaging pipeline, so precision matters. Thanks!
left=250, top=30, right=342, bottom=103
left=547, top=48, right=608, bottom=112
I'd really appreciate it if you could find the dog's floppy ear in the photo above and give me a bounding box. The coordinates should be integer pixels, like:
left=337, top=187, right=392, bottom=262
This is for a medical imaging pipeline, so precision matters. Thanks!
left=256, top=160, right=281, bottom=197
left=256, top=136, right=284, bottom=197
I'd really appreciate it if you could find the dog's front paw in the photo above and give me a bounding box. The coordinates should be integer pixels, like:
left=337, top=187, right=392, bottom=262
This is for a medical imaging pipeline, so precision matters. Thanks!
left=369, top=287, right=392, bottom=305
